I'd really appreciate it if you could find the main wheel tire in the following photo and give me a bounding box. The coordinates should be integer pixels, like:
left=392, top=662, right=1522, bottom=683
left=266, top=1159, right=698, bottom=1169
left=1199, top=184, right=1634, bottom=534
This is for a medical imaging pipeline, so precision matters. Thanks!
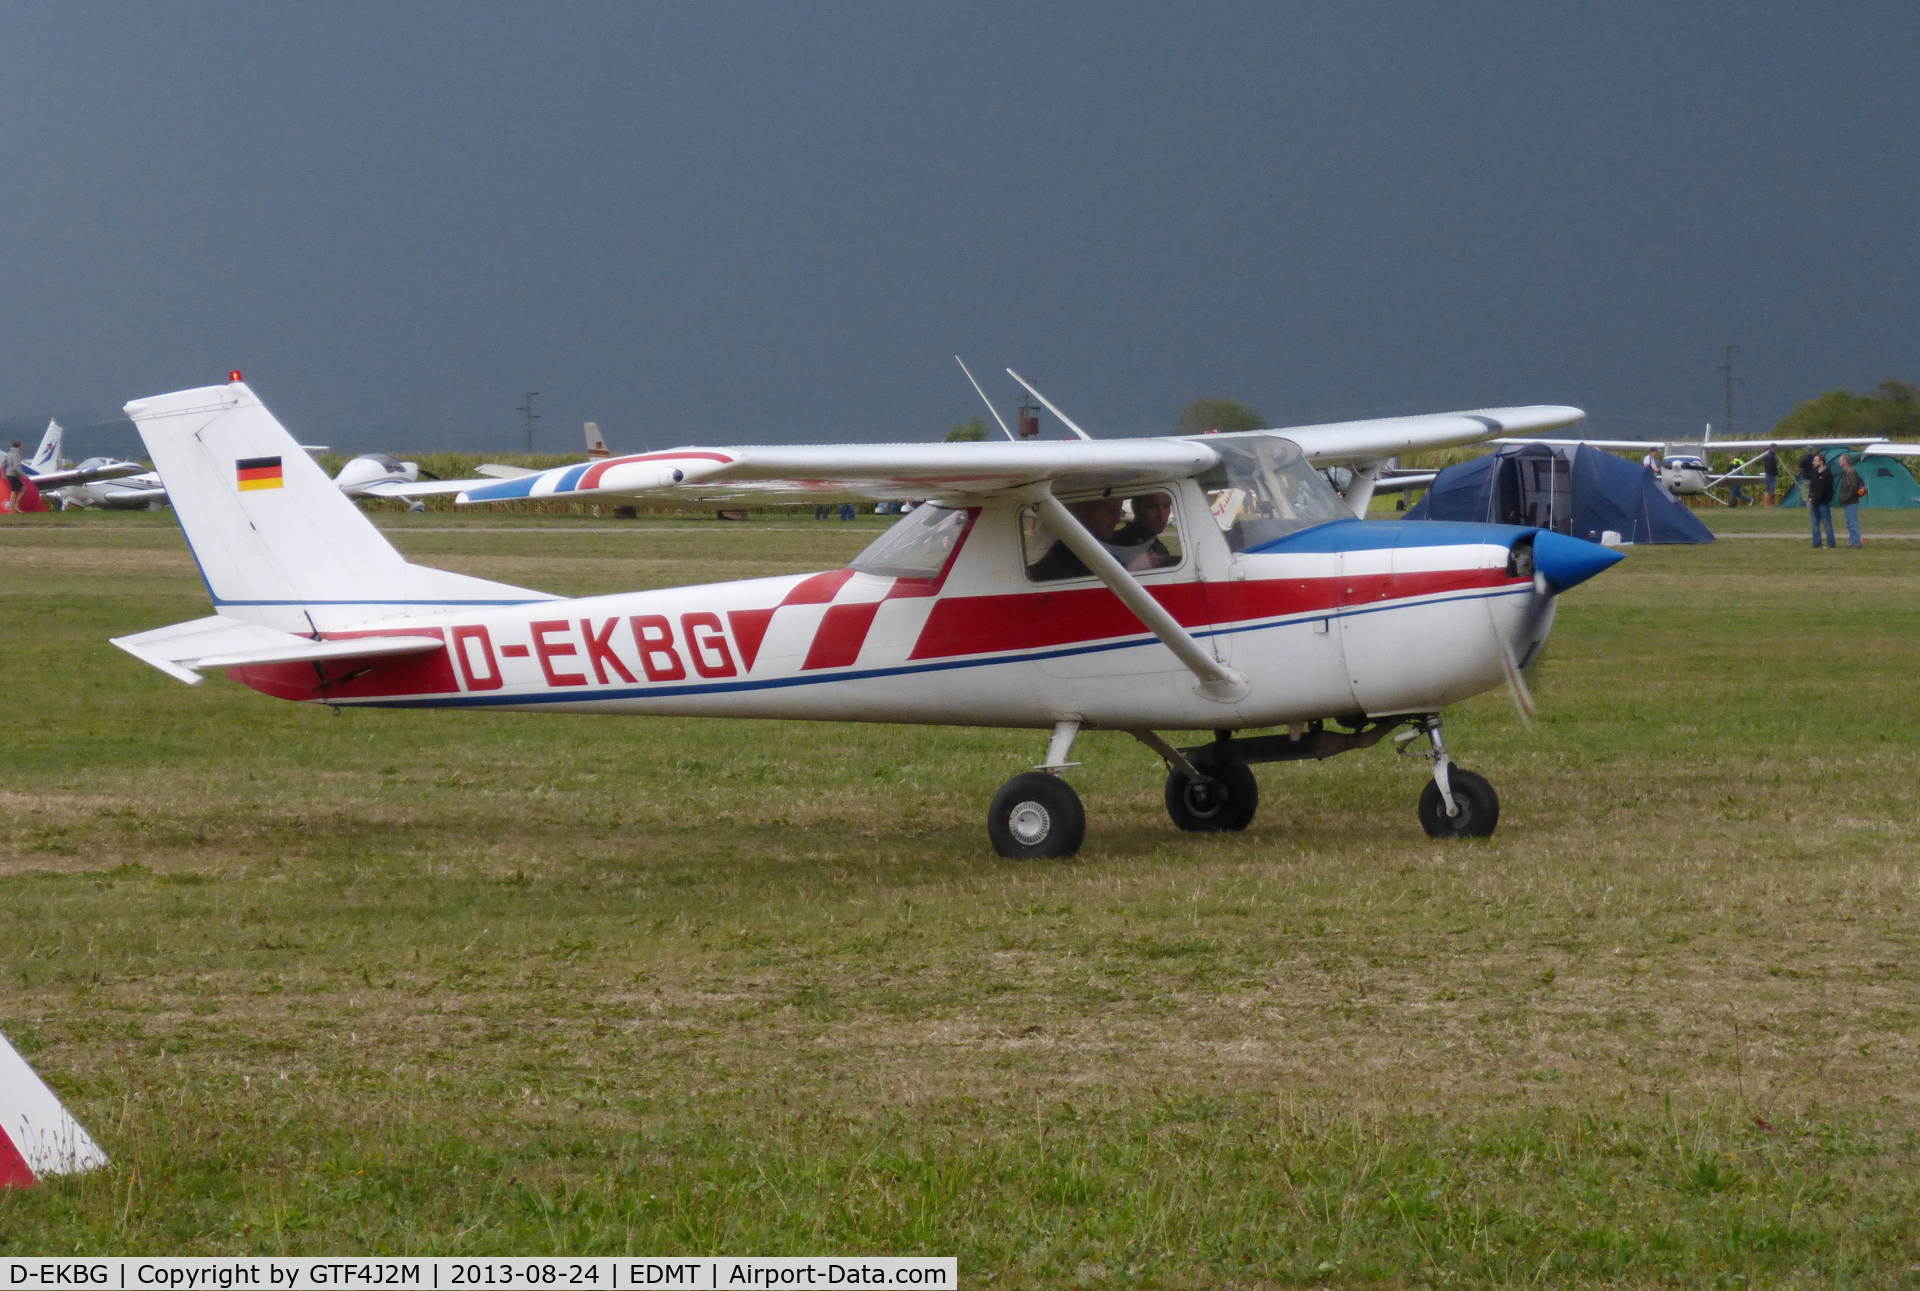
left=1417, top=768, right=1500, bottom=838
left=987, top=772, right=1087, bottom=859
left=1164, top=757, right=1259, bottom=832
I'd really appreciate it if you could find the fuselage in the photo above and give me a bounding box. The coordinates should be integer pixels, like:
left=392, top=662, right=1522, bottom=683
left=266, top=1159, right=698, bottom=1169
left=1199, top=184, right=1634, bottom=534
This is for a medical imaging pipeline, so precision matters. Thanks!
left=229, top=484, right=1559, bottom=733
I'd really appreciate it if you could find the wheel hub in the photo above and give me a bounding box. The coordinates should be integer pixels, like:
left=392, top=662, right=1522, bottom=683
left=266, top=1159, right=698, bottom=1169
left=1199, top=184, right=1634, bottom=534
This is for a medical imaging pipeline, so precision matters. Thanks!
left=1008, top=800, right=1052, bottom=845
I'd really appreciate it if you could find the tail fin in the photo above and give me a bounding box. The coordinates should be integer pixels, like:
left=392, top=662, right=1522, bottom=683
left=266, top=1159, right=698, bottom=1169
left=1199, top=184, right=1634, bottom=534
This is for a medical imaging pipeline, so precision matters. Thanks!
left=584, top=421, right=610, bottom=458
left=26, top=419, right=62, bottom=475
left=125, top=380, right=551, bottom=634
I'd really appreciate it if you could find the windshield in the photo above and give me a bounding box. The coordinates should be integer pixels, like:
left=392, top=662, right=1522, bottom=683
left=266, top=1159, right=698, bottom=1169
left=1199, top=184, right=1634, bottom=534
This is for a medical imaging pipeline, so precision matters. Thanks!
left=849, top=504, right=973, bottom=579
left=1199, top=435, right=1348, bottom=548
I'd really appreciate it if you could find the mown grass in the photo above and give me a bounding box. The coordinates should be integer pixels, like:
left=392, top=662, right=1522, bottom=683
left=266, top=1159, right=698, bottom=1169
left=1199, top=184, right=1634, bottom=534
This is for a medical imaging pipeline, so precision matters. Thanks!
left=2, top=506, right=1917, bottom=1284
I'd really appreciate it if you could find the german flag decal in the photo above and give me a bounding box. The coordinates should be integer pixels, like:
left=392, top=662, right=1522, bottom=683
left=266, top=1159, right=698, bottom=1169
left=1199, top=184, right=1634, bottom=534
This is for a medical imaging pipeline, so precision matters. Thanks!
left=236, top=456, right=284, bottom=491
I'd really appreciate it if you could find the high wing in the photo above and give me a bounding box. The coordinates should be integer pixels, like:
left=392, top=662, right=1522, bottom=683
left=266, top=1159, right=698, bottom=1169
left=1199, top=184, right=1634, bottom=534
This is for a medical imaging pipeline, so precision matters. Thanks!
left=458, top=406, right=1582, bottom=508
left=1682, top=437, right=1911, bottom=452
left=1273, top=406, right=1583, bottom=463
left=1497, top=434, right=1916, bottom=453
left=29, top=459, right=150, bottom=490
left=1493, top=437, right=1657, bottom=451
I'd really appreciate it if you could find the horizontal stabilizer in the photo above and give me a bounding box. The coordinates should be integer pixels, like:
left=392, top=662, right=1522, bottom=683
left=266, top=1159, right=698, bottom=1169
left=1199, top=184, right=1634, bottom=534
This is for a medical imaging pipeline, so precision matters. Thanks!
left=111, top=615, right=443, bottom=685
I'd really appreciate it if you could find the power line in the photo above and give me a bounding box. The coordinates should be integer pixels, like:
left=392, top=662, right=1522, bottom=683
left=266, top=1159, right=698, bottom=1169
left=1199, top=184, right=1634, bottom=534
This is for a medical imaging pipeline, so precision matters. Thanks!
left=517, top=391, right=541, bottom=453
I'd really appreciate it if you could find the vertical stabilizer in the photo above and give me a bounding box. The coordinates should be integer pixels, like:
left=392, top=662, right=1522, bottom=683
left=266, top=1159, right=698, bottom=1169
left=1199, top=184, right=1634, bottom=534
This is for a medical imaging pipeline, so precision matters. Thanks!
left=26, top=420, right=62, bottom=475
left=125, top=380, right=549, bottom=633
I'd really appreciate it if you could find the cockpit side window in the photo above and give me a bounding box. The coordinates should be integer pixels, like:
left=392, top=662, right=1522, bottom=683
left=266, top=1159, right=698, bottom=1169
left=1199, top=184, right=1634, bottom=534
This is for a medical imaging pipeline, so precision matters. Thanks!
left=1022, top=489, right=1184, bottom=582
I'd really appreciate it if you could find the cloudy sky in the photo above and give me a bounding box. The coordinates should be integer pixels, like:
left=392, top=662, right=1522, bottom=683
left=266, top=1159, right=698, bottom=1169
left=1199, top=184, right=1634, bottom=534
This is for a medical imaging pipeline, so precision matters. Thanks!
left=5, top=1, right=1917, bottom=457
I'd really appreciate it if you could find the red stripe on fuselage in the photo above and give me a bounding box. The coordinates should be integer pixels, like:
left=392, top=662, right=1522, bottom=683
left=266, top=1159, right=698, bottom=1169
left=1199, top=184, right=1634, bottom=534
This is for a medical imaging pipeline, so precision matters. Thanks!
left=781, top=568, right=856, bottom=606
left=802, top=601, right=884, bottom=670
left=907, top=569, right=1517, bottom=660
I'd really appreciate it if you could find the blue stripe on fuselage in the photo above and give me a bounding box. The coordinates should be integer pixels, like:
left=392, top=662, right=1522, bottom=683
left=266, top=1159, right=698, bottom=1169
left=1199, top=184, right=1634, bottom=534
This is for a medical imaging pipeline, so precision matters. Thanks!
left=1243, top=518, right=1534, bottom=555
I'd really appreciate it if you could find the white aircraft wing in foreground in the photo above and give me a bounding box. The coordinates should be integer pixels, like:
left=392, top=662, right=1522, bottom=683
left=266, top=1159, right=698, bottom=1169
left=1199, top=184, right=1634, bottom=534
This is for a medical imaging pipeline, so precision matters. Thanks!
left=457, top=406, right=1584, bottom=510
left=116, top=378, right=1614, bottom=859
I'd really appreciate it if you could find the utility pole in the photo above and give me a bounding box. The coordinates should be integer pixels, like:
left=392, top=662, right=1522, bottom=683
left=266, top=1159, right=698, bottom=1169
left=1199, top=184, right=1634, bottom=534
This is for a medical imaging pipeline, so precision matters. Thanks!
left=1717, top=346, right=1741, bottom=440
left=517, top=391, right=541, bottom=453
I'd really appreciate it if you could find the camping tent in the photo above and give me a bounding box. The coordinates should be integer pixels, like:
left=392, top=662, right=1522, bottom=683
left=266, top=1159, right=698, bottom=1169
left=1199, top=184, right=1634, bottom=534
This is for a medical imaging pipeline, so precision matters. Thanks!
left=1777, top=447, right=1920, bottom=508
left=1405, top=442, right=1714, bottom=544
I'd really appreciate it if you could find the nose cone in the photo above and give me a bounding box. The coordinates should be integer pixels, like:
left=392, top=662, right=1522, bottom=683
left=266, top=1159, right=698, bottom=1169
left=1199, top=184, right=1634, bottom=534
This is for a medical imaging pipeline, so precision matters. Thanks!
left=1532, top=530, right=1624, bottom=593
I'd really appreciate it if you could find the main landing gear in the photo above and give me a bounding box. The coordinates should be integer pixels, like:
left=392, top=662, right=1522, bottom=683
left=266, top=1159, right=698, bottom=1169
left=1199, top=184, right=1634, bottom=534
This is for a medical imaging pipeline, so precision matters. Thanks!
left=985, top=713, right=1500, bottom=858
left=987, top=721, right=1088, bottom=859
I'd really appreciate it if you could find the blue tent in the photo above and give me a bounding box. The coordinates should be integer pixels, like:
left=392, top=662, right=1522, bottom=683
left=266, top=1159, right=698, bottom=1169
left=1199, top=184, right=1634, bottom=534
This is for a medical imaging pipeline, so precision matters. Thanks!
left=1405, top=443, right=1714, bottom=544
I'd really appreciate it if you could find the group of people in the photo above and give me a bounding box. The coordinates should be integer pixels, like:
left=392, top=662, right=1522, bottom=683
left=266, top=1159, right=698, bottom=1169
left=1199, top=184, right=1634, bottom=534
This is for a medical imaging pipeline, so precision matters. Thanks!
left=1798, top=449, right=1866, bottom=548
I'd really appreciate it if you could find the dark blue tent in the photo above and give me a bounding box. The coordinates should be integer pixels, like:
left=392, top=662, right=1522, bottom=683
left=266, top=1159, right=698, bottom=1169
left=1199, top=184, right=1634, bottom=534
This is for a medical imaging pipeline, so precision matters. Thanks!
left=1405, top=443, right=1714, bottom=544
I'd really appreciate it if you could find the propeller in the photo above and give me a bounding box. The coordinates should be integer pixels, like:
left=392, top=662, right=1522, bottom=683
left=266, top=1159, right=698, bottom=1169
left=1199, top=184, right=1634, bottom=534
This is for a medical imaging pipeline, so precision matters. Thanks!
left=1486, top=531, right=1624, bottom=724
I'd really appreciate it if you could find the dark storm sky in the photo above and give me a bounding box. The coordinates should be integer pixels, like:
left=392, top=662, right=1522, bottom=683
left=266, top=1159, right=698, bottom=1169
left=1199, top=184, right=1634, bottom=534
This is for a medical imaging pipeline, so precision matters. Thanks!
left=5, top=1, right=1917, bottom=457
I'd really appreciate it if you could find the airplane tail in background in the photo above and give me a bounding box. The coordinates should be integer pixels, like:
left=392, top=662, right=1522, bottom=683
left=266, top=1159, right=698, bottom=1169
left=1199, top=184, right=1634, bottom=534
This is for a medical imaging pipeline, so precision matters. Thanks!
left=585, top=421, right=610, bottom=458
left=122, top=380, right=550, bottom=635
left=26, top=420, right=63, bottom=475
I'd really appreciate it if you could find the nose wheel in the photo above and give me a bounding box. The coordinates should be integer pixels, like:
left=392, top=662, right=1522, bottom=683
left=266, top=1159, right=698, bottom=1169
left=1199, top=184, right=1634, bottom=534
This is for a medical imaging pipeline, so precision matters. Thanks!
left=1398, top=716, right=1500, bottom=838
left=1163, top=754, right=1259, bottom=832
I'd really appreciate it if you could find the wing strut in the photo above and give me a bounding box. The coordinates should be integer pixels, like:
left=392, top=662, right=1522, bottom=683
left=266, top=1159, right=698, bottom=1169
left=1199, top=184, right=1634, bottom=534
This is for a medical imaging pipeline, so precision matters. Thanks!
left=1025, top=487, right=1249, bottom=703
left=953, top=357, right=1018, bottom=442
left=1006, top=370, right=1095, bottom=441
left=1341, top=461, right=1382, bottom=517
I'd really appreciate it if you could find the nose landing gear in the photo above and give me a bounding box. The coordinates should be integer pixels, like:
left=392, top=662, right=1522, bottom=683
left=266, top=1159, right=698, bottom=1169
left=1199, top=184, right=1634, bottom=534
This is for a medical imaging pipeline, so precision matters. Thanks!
left=1397, top=716, right=1500, bottom=838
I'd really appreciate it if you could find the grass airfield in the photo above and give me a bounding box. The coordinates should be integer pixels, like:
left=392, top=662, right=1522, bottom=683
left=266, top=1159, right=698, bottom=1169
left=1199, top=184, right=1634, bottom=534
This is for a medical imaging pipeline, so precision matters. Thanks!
left=2, top=505, right=1916, bottom=1285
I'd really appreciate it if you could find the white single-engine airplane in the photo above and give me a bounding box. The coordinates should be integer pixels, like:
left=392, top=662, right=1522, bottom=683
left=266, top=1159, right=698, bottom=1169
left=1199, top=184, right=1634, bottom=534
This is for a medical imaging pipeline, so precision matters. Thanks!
left=15, top=420, right=157, bottom=508
left=113, top=377, right=1618, bottom=857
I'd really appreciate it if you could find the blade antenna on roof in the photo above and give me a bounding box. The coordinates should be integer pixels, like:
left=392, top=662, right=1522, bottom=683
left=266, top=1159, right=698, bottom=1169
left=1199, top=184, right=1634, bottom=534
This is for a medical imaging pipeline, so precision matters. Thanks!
left=1005, top=369, right=1095, bottom=441
left=953, top=356, right=1018, bottom=442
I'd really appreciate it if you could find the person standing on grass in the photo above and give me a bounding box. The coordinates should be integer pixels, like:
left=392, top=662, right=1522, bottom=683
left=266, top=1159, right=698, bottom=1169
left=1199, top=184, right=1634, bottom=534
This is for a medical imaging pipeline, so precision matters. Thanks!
left=1762, top=444, right=1780, bottom=505
left=1836, top=452, right=1865, bottom=547
left=1, top=440, right=23, bottom=511
left=1807, top=454, right=1836, bottom=548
